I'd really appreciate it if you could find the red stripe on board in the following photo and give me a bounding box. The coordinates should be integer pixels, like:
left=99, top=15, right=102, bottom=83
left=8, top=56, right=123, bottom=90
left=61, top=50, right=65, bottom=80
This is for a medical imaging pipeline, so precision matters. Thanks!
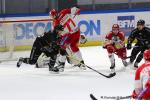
left=0, top=19, right=53, bottom=23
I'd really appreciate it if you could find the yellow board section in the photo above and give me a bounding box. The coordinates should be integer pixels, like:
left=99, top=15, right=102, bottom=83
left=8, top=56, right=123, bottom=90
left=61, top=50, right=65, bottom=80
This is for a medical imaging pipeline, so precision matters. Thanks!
left=0, top=41, right=102, bottom=51
left=0, top=45, right=32, bottom=52
left=79, top=41, right=102, bottom=47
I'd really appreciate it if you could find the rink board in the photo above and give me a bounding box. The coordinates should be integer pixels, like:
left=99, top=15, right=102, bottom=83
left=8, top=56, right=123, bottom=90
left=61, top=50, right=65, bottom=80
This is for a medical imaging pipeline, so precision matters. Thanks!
left=0, top=9, right=150, bottom=51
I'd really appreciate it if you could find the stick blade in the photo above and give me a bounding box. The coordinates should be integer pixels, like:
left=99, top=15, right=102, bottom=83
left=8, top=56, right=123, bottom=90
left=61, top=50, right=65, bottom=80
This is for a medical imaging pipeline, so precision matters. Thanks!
left=106, top=72, right=116, bottom=78
left=90, top=94, right=98, bottom=100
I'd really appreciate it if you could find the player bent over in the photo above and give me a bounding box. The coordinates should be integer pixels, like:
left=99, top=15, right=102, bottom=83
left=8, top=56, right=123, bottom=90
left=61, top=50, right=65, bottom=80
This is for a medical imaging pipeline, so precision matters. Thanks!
left=103, top=24, right=127, bottom=73
left=132, top=49, right=150, bottom=100
left=16, top=25, right=64, bottom=72
left=49, top=7, right=86, bottom=72
left=36, top=33, right=87, bottom=71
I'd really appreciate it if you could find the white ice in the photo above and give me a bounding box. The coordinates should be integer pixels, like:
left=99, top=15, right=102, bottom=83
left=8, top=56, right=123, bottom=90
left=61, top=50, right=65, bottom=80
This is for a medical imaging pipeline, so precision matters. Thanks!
left=0, top=46, right=143, bottom=100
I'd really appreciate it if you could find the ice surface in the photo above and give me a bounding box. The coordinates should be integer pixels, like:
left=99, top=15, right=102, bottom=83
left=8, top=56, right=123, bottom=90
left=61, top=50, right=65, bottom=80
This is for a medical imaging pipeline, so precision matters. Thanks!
left=0, top=46, right=144, bottom=100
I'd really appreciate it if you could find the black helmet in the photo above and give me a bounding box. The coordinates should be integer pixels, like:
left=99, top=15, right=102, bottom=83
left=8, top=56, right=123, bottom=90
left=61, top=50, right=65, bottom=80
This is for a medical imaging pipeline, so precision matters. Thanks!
left=54, top=25, right=64, bottom=32
left=137, top=19, right=145, bottom=25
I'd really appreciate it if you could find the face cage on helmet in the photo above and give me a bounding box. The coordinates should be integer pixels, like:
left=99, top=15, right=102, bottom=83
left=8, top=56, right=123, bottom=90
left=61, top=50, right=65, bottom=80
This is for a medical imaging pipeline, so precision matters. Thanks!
left=112, top=28, right=119, bottom=31
left=112, top=27, right=119, bottom=29
left=137, top=23, right=145, bottom=26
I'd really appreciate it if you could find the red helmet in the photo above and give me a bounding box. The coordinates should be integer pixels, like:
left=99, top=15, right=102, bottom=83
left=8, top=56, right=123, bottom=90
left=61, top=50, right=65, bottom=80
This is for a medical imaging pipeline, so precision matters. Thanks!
left=144, top=49, right=150, bottom=60
left=112, top=24, right=120, bottom=30
left=49, top=9, right=57, bottom=17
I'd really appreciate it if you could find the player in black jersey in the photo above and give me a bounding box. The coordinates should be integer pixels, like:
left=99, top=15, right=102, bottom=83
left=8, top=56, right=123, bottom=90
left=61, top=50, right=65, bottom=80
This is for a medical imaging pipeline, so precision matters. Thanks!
left=127, top=19, right=150, bottom=69
left=17, top=25, right=64, bottom=72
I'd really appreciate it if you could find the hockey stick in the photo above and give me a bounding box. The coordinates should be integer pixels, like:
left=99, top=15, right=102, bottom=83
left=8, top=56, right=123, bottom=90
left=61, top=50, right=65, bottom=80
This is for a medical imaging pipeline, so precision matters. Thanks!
left=137, top=87, right=148, bottom=100
left=115, top=46, right=140, bottom=60
left=119, top=96, right=132, bottom=99
left=125, top=46, right=141, bottom=60
left=85, top=65, right=116, bottom=78
left=90, top=94, right=132, bottom=100
left=65, top=46, right=116, bottom=78
left=67, top=55, right=116, bottom=78
left=90, top=94, right=98, bottom=100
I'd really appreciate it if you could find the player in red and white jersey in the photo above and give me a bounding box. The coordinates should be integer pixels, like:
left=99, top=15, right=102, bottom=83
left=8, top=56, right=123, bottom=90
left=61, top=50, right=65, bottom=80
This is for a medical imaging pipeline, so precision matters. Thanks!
left=103, top=24, right=127, bottom=73
left=132, top=49, right=150, bottom=100
left=50, top=7, right=80, bottom=33
left=49, top=7, right=86, bottom=71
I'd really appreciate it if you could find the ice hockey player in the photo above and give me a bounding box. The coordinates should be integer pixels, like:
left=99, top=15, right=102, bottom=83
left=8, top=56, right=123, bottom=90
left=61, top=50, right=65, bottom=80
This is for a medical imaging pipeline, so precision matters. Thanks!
left=132, top=49, right=150, bottom=100
left=49, top=7, right=86, bottom=72
left=16, top=25, right=64, bottom=72
left=127, top=19, right=150, bottom=70
left=103, top=24, right=127, bottom=73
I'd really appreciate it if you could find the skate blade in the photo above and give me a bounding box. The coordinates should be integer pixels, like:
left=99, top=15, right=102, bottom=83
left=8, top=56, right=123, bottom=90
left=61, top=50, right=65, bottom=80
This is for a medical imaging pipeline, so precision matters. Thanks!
left=49, top=71, right=59, bottom=74
left=59, top=68, right=64, bottom=72
left=79, top=67, right=86, bottom=70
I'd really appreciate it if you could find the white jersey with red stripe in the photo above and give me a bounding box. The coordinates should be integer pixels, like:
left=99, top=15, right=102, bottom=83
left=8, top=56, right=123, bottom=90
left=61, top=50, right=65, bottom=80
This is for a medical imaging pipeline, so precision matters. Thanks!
left=53, top=7, right=79, bottom=35
left=60, top=14, right=78, bottom=34
left=134, top=62, right=150, bottom=95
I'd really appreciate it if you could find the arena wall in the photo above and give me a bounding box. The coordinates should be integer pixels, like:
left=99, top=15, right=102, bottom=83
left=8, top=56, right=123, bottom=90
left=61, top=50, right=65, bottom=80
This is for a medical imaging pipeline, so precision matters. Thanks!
left=0, top=8, right=150, bottom=51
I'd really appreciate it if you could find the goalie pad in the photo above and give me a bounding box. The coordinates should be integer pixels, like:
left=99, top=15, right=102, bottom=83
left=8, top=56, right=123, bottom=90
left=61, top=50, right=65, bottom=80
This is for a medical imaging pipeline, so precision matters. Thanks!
left=36, top=53, right=65, bottom=68
left=36, top=53, right=50, bottom=68
left=66, top=47, right=83, bottom=65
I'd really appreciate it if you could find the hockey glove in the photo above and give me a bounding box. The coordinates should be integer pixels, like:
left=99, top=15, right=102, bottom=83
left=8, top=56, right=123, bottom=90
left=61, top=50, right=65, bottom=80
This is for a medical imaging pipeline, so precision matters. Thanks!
left=80, top=34, right=87, bottom=44
left=132, top=90, right=138, bottom=99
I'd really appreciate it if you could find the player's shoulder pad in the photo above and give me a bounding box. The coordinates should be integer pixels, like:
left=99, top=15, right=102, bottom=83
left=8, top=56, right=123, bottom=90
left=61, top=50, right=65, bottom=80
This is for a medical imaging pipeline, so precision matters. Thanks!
left=105, top=32, right=113, bottom=39
left=106, top=31, right=112, bottom=36
left=135, top=62, right=150, bottom=79
left=119, top=31, right=125, bottom=36
left=60, top=8, right=71, bottom=14
left=131, top=28, right=138, bottom=34
left=144, top=27, right=150, bottom=33
left=108, top=31, right=113, bottom=35
left=119, top=31, right=125, bottom=34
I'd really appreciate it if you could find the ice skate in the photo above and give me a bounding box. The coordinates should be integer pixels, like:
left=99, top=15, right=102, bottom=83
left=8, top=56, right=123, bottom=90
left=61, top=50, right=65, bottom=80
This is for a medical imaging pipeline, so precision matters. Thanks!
left=17, top=57, right=24, bottom=68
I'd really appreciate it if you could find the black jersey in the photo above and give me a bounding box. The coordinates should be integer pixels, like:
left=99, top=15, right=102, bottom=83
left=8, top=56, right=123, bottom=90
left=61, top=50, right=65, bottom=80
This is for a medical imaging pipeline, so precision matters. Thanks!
left=37, top=30, right=59, bottom=47
left=128, top=27, right=150, bottom=46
